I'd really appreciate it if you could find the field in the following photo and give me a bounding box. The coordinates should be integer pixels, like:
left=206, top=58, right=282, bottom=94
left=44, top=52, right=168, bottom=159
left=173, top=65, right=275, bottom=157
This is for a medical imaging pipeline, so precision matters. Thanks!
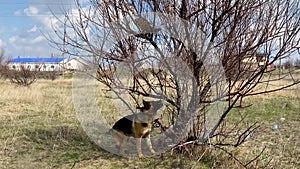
left=0, top=77, right=299, bottom=169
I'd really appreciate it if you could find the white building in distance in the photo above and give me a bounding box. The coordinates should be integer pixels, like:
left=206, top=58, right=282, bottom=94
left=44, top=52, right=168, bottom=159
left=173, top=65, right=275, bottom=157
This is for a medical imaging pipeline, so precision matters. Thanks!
left=64, top=57, right=89, bottom=71
left=8, top=57, right=66, bottom=71
left=8, top=57, right=89, bottom=72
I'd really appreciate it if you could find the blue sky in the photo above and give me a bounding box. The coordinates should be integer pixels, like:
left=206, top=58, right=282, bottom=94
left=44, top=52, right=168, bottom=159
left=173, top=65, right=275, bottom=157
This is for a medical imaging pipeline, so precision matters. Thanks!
left=0, top=0, right=79, bottom=58
left=1, top=1, right=298, bottom=62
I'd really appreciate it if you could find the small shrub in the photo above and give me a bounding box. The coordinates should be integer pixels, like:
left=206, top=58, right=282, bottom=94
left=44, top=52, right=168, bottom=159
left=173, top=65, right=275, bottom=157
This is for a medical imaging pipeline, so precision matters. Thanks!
left=6, top=66, right=37, bottom=86
left=35, top=71, right=60, bottom=80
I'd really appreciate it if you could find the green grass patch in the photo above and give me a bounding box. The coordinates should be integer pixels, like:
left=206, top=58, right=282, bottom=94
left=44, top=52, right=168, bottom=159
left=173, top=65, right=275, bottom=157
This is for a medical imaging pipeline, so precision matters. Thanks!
left=0, top=79, right=299, bottom=168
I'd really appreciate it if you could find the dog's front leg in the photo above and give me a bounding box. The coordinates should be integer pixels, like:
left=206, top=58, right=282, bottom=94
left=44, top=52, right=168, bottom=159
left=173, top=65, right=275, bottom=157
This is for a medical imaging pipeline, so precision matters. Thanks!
left=146, top=134, right=156, bottom=154
left=118, top=136, right=127, bottom=155
left=136, top=137, right=144, bottom=158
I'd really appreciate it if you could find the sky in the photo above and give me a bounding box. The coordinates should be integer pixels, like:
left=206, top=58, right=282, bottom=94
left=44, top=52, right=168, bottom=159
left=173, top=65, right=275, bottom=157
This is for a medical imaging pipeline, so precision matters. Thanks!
left=0, top=1, right=299, bottom=62
left=0, top=0, right=84, bottom=59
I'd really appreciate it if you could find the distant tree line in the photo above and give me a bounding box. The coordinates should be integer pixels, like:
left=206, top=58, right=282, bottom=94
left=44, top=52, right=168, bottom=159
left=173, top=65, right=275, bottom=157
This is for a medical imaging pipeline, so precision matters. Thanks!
left=0, top=49, right=61, bottom=86
left=276, top=58, right=300, bottom=69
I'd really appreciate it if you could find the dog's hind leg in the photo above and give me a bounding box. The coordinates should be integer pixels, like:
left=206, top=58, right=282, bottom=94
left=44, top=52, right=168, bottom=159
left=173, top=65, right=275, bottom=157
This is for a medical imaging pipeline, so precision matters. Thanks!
left=146, top=134, right=156, bottom=154
left=112, top=131, right=127, bottom=155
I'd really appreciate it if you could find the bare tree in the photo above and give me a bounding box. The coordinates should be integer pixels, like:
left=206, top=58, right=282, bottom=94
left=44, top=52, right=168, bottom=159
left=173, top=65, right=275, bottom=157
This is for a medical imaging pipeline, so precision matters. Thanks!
left=0, top=49, right=37, bottom=86
left=0, top=48, right=4, bottom=65
left=282, top=59, right=294, bottom=70
left=0, top=48, right=8, bottom=79
left=6, top=65, right=37, bottom=86
left=50, top=0, right=300, bottom=167
left=294, top=58, right=300, bottom=68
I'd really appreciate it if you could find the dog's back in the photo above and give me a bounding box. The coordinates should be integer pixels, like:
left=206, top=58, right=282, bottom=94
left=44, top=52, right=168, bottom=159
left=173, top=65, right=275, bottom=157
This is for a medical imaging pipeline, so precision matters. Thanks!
left=112, top=114, right=135, bottom=136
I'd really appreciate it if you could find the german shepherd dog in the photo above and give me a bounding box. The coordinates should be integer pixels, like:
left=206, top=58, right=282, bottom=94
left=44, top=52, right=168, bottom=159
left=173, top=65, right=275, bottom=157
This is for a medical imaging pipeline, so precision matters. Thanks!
left=111, top=100, right=163, bottom=158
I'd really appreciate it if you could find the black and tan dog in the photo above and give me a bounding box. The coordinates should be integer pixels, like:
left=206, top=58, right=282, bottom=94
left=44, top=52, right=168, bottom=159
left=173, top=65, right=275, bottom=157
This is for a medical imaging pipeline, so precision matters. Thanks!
left=111, top=99, right=163, bottom=158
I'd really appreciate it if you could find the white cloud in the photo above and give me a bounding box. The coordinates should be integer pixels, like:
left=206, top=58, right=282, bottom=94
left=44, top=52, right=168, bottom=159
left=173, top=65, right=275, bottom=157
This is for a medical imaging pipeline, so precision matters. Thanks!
left=9, top=0, right=93, bottom=57
left=39, top=15, right=60, bottom=30
left=7, top=35, right=56, bottom=57
left=14, top=10, right=22, bottom=16
left=0, top=39, right=6, bottom=48
left=27, top=25, right=38, bottom=33
left=9, top=35, right=45, bottom=45
left=31, top=36, right=45, bottom=44
left=9, top=36, right=18, bottom=44
left=24, top=6, right=39, bottom=16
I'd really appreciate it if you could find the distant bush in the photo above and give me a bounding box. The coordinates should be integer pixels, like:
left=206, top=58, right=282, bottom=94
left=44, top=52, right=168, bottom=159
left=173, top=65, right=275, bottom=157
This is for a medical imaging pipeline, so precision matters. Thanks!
left=0, top=49, right=8, bottom=79
left=294, top=59, right=300, bottom=68
left=0, top=65, right=8, bottom=80
left=283, top=60, right=294, bottom=69
left=6, top=66, right=37, bottom=86
left=1, top=66, right=63, bottom=86
left=35, top=71, right=60, bottom=80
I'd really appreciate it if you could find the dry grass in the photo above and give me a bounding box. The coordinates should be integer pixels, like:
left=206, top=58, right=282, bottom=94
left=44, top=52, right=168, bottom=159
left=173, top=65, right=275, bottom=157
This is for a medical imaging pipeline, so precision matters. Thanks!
left=0, top=79, right=79, bottom=168
left=224, top=82, right=300, bottom=168
left=0, top=77, right=299, bottom=168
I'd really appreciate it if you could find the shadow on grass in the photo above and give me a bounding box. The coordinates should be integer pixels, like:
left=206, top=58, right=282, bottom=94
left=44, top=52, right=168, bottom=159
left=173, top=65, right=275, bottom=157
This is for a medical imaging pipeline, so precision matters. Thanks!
left=23, top=125, right=120, bottom=167
left=22, top=125, right=216, bottom=168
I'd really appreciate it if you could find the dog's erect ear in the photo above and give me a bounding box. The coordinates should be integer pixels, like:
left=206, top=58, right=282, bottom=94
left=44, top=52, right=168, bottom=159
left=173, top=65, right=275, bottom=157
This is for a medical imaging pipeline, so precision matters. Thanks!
left=142, top=100, right=151, bottom=110
left=136, top=100, right=151, bottom=110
